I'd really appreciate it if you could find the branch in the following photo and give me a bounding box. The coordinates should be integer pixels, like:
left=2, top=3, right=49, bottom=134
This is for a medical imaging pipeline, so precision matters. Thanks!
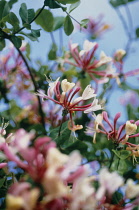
left=15, top=47, right=46, bottom=132
left=13, top=4, right=45, bottom=34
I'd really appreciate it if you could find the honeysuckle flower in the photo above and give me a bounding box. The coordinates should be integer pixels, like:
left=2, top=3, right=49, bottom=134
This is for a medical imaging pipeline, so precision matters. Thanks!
left=114, top=49, right=126, bottom=62
left=6, top=183, right=40, bottom=210
left=125, top=121, right=137, bottom=135
left=81, top=16, right=111, bottom=39
left=95, top=51, right=112, bottom=68
left=96, top=168, right=124, bottom=200
left=36, top=78, right=101, bottom=130
left=88, top=111, right=139, bottom=146
left=64, top=40, right=115, bottom=90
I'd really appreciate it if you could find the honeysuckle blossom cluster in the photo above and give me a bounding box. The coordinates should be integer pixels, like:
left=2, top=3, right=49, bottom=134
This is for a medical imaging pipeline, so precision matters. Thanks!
left=88, top=111, right=139, bottom=149
left=1, top=128, right=139, bottom=209
left=64, top=40, right=117, bottom=89
left=81, top=16, right=111, bottom=39
left=36, top=77, right=101, bottom=131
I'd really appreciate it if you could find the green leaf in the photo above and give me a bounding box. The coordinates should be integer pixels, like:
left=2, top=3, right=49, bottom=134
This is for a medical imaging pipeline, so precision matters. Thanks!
left=2, top=2, right=10, bottom=19
left=112, top=149, right=131, bottom=160
left=9, top=12, right=20, bottom=26
left=69, top=1, right=80, bottom=13
left=53, top=16, right=64, bottom=31
left=0, top=178, right=5, bottom=188
left=8, top=0, right=18, bottom=9
left=56, top=0, right=80, bottom=4
left=80, top=18, right=89, bottom=29
left=25, top=43, right=31, bottom=60
left=136, top=27, right=139, bottom=38
left=109, top=0, right=137, bottom=7
left=112, top=191, right=123, bottom=205
left=48, top=43, right=57, bottom=60
left=23, top=23, right=31, bottom=30
left=64, top=140, right=88, bottom=156
left=49, top=121, right=71, bottom=147
left=0, top=1, right=6, bottom=20
left=27, top=9, right=35, bottom=23
left=0, top=38, right=5, bottom=51
left=44, top=0, right=61, bottom=9
left=35, top=9, right=54, bottom=32
left=64, top=15, right=74, bottom=36
left=20, top=30, right=40, bottom=41
left=19, top=3, right=28, bottom=24
left=3, top=12, right=20, bottom=32
left=10, top=35, right=22, bottom=48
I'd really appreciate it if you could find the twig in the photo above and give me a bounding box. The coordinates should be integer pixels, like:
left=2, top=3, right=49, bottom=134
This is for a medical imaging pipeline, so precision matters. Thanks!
left=15, top=47, right=46, bottom=131
left=13, top=5, right=45, bottom=34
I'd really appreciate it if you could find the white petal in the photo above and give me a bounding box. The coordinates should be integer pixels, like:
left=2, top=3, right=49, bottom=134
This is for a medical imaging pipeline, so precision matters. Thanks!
left=83, top=40, right=97, bottom=52
left=61, top=79, right=75, bottom=92
left=82, top=85, right=96, bottom=100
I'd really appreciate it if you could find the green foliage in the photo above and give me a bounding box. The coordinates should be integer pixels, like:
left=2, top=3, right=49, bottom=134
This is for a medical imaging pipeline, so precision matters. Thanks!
left=20, top=29, right=41, bottom=41
left=64, top=15, right=74, bottom=36
left=44, top=0, right=61, bottom=9
left=80, top=18, right=89, bottom=29
left=0, top=38, right=5, bottom=51
left=10, top=35, right=22, bottom=48
left=19, top=3, right=36, bottom=31
left=109, top=0, right=138, bottom=7
left=53, top=16, right=64, bottom=31
left=8, top=0, right=18, bottom=9
left=112, top=150, right=131, bottom=160
left=2, top=12, right=20, bottom=32
left=56, top=0, right=80, bottom=4
left=35, top=9, right=54, bottom=32
left=69, top=1, right=81, bottom=13
left=48, top=43, right=57, bottom=60
left=0, top=1, right=10, bottom=20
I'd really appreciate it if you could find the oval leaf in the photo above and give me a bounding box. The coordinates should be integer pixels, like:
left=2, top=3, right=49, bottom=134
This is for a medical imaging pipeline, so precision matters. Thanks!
left=10, top=35, right=22, bottom=48
left=35, top=9, right=54, bottom=32
left=64, top=15, right=74, bottom=36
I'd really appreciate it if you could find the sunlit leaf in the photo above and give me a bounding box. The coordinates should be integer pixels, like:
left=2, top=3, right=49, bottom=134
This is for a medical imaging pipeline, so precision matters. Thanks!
left=53, top=16, right=64, bottom=31
left=35, top=9, right=54, bottom=32
left=69, top=1, right=80, bottom=13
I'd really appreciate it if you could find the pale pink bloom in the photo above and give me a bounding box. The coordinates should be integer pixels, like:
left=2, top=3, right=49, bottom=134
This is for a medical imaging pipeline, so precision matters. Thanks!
left=96, top=168, right=124, bottom=200
left=81, top=15, right=111, bottom=39
left=7, top=182, right=40, bottom=210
